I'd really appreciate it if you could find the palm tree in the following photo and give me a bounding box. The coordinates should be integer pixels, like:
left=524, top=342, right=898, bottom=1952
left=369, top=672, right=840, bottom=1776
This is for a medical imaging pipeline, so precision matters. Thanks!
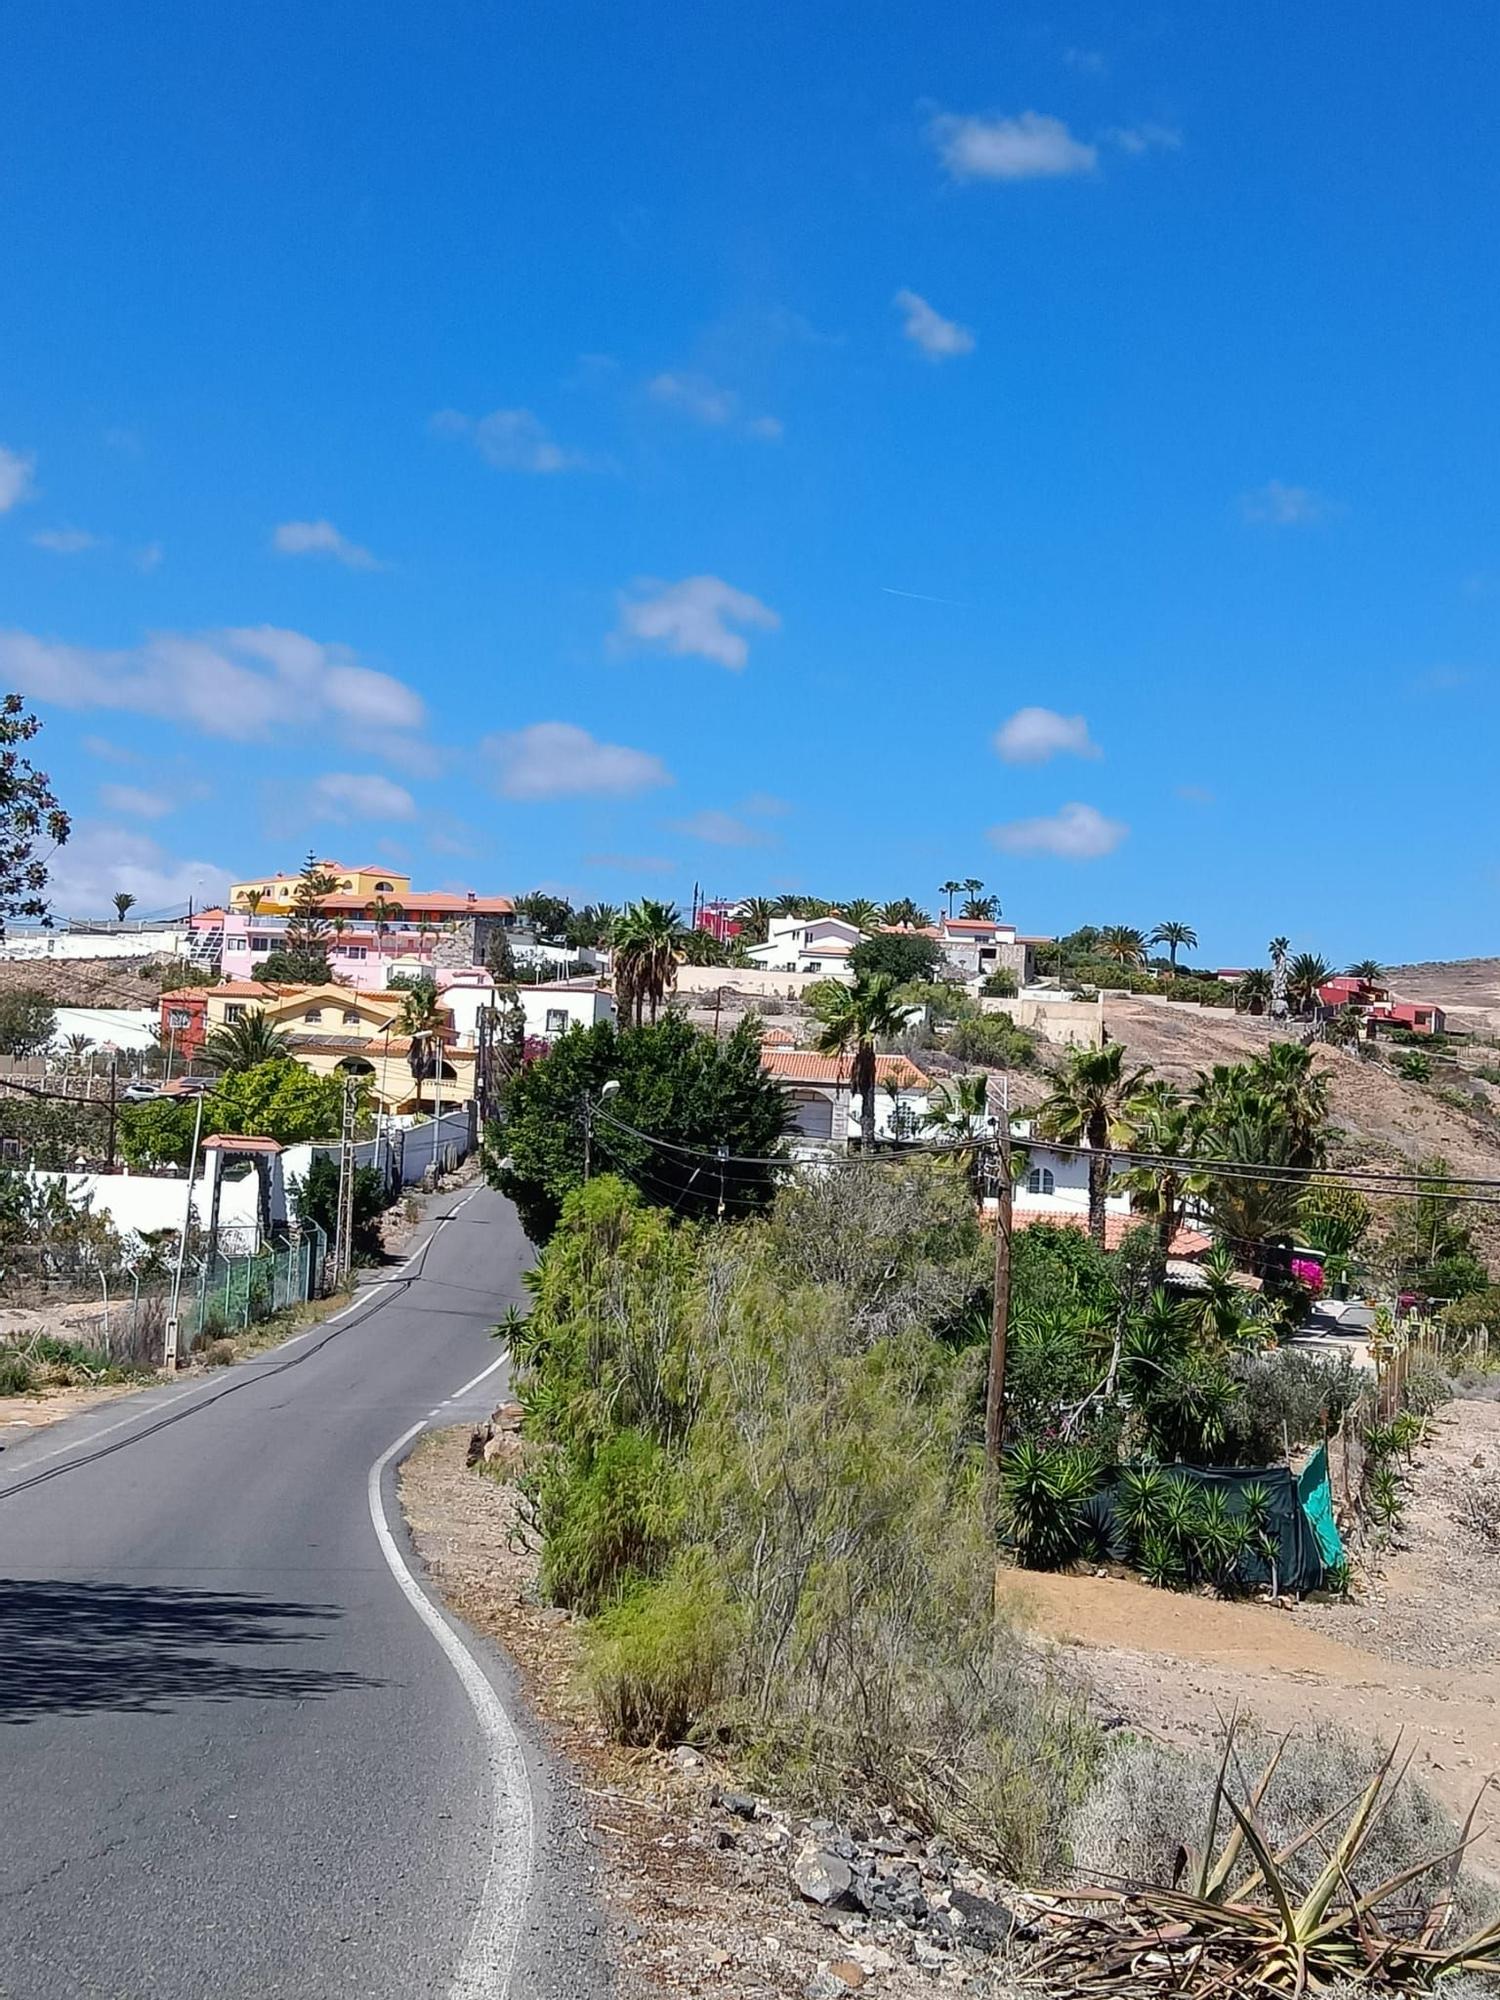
left=1036, top=1042, right=1149, bottom=1245
left=739, top=896, right=775, bottom=943
left=841, top=897, right=881, bottom=934
left=939, top=879, right=963, bottom=917
left=814, top=972, right=908, bottom=1150
left=676, top=926, right=727, bottom=967
left=921, top=1073, right=990, bottom=1143
left=202, top=1009, right=293, bottom=1073
left=365, top=895, right=406, bottom=936
left=1346, top=959, right=1384, bottom=986
left=1237, top=968, right=1273, bottom=1015
left=612, top=900, right=683, bottom=1027
left=568, top=903, right=619, bottom=948
left=1287, top=952, right=1333, bottom=1016
left=1149, top=920, right=1198, bottom=973
left=1097, top=924, right=1148, bottom=968
left=112, top=892, right=137, bottom=923
left=1116, top=1079, right=1201, bottom=1254
left=772, top=893, right=808, bottom=919
left=961, top=876, right=984, bottom=902
left=64, top=1032, right=93, bottom=1063
left=397, top=983, right=448, bottom=1116
left=960, top=893, right=999, bottom=920
left=881, top=897, right=931, bottom=929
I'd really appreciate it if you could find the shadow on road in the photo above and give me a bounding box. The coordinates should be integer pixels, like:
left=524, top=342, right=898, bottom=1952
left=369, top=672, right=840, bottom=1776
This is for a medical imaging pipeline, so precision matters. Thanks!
left=0, top=1578, right=380, bottom=1723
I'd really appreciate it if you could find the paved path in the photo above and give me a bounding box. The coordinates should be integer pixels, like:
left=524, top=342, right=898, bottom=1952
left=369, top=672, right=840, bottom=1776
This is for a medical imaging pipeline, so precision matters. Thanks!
left=0, top=1185, right=609, bottom=1999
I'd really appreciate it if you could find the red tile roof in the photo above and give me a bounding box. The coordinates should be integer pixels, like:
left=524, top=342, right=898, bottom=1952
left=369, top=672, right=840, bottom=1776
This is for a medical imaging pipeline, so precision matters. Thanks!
left=160, top=981, right=284, bottom=1000
left=942, top=918, right=1003, bottom=933
left=201, top=1134, right=284, bottom=1153
left=761, top=1049, right=931, bottom=1089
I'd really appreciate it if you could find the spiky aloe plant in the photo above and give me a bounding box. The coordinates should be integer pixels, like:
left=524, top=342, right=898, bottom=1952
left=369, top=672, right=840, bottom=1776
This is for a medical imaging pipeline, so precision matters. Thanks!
left=1001, top=1440, right=1100, bottom=1570
left=1023, top=1728, right=1500, bottom=1995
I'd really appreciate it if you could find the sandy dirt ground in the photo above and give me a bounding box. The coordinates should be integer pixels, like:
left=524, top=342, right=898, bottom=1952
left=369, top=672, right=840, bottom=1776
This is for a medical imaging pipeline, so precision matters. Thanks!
left=0, top=1379, right=141, bottom=1450
left=1001, top=1394, right=1500, bottom=1873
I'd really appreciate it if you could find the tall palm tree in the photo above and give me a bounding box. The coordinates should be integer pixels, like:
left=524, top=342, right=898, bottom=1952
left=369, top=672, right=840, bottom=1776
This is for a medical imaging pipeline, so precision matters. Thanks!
left=1237, top=967, right=1273, bottom=1015
left=1097, top=924, right=1148, bottom=967
left=1346, top=959, right=1384, bottom=985
left=112, top=892, right=137, bottom=922
left=1116, top=1079, right=1202, bottom=1254
left=939, top=879, right=963, bottom=917
left=961, top=876, right=984, bottom=901
left=1287, top=952, right=1333, bottom=1016
left=201, top=1009, right=293, bottom=1072
left=1036, top=1041, right=1149, bottom=1244
left=1149, top=920, right=1198, bottom=973
left=960, top=893, right=999, bottom=920
left=881, top=897, right=931, bottom=929
left=814, top=972, right=908, bottom=1150
left=365, top=895, right=406, bottom=936
left=612, top=900, right=683, bottom=1027
left=568, top=902, right=619, bottom=948
left=64, top=1032, right=93, bottom=1063
left=397, top=983, right=449, bottom=1116
left=739, top=895, right=775, bottom=943
left=676, top=925, right=727, bottom=967
left=921, top=1072, right=990, bottom=1148
left=840, top=897, right=881, bottom=934
left=772, top=893, right=809, bottom=919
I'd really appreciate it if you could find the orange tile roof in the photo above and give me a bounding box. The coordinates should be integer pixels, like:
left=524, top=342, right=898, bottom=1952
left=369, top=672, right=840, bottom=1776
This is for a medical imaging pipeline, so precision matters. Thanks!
left=877, top=923, right=944, bottom=939
left=760, top=1049, right=931, bottom=1089
left=943, top=918, right=1003, bottom=932
left=1009, top=1208, right=1212, bottom=1257
left=321, top=892, right=514, bottom=915
left=201, top=1134, right=284, bottom=1153
left=160, top=981, right=285, bottom=1000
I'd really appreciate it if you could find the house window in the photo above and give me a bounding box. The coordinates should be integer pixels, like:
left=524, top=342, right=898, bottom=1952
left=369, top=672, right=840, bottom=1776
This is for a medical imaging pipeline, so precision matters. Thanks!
left=224, top=1004, right=246, bottom=1023
left=1027, top=1166, right=1055, bottom=1196
left=805, top=961, right=822, bottom=973
left=375, top=880, right=394, bottom=893
left=250, top=937, right=270, bottom=954
left=304, top=1009, right=323, bottom=1024
left=342, top=1010, right=361, bottom=1026
left=226, top=937, right=248, bottom=953
left=544, top=1008, right=568, bottom=1035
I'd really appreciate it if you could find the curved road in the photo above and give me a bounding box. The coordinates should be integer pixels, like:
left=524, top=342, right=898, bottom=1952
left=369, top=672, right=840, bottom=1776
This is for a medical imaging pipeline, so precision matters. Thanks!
left=0, top=1184, right=609, bottom=2000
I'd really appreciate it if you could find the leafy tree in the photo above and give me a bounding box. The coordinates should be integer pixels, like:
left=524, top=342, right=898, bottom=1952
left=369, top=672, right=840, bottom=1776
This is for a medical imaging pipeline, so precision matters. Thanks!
left=1036, top=1042, right=1149, bottom=1244
left=676, top=925, right=728, bottom=967
left=485, top=924, right=518, bottom=984
left=112, top=892, right=137, bottom=922
left=490, top=1015, right=790, bottom=1241
left=1237, top=968, right=1272, bottom=1014
left=290, top=1152, right=388, bottom=1262
left=947, top=1013, right=1037, bottom=1068
left=206, top=1059, right=350, bottom=1144
left=981, top=967, right=1018, bottom=998
left=514, top=890, right=574, bottom=941
left=0, top=1093, right=104, bottom=1169
left=117, top=1096, right=197, bottom=1170
left=0, top=695, right=70, bottom=936
left=201, top=1009, right=292, bottom=1072
left=959, top=893, right=999, bottom=920
left=813, top=972, right=909, bottom=1149
left=0, top=987, right=57, bottom=1057
left=1097, top=924, right=1148, bottom=967
left=612, top=900, right=683, bottom=1027
left=849, top=930, right=943, bottom=985
left=1150, top=920, right=1198, bottom=971
left=880, top=897, right=931, bottom=929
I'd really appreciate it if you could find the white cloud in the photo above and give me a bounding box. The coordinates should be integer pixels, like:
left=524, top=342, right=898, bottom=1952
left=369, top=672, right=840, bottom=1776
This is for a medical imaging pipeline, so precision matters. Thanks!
left=272, top=519, right=380, bottom=570
left=134, top=541, right=164, bottom=572
left=648, top=372, right=737, bottom=425
left=30, top=527, right=100, bottom=555
left=893, top=289, right=975, bottom=360
left=614, top=574, right=780, bottom=670
left=1107, top=122, right=1182, bottom=155
left=928, top=109, right=1097, bottom=182
left=44, top=826, right=232, bottom=919
left=0, top=446, right=36, bottom=513
left=989, top=801, right=1127, bottom=860
left=82, top=734, right=138, bottom=764
left=994, top=706, right=1101, bottom=764
left=738, top=791, right=791, bottom=818
left=669, top=809, right=772, bottom=848
left=98, top=783, right=173, bottom=820
left=309, top=771, right=418, bottom=822
left=747, top=415, right=784, bottom=441
left=431, top=406, right=594, bottom=474
left=0, top=623, right=427, bottom=754
left=1241, top=480, right=1334, bottom=526
left=483, top=722, right=673, bottom=801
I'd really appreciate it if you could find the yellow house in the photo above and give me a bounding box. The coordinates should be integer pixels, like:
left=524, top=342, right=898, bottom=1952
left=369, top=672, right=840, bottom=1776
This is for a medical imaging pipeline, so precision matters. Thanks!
left=230, top=862, right=412, bottom=909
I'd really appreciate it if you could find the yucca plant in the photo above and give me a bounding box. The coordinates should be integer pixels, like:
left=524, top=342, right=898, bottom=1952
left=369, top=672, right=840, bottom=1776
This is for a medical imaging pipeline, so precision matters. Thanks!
left=1001, top=1440, right=1100, bottom=1570
left=1138, top=1530, right=1187, bottom=1592
left=1117, top=1464, right=1170, bottom=1553
left=1024, top=1728, right=1500, bottom=1994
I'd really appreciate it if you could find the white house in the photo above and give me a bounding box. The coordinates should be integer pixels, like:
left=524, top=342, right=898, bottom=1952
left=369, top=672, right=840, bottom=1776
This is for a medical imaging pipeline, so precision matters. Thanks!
left=520, top=982, right=616, bottom=1047
left=760, top=1048, right=932, bottom=1149
left=745, top=915, right=861, bottom=976
left=937, top=917, right=1049, bottom=985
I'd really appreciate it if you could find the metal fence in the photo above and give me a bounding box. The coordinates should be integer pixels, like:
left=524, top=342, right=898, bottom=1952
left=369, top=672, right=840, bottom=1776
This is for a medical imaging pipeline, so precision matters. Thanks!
left=180, top=1227, right=328, bottom=1349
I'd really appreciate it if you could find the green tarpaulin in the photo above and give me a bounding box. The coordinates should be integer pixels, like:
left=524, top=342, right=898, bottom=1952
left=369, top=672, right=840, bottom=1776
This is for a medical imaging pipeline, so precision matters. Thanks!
left=1297, top=1443, right=1346, bottom=1575
left=1081, top=1460, right=1329, bottom=1595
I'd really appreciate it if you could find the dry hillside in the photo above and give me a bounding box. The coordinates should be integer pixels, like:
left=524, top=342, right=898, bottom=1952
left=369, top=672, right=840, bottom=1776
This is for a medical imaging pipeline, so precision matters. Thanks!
left=1386, top=958, right=1500, bottom=1031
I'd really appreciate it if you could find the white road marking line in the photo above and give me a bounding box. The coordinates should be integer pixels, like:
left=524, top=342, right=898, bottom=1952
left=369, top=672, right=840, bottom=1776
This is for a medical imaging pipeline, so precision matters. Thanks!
left=368, top=1423, right=536, bottom=2000
left=395, top=1187, right=482, bottom=1275
left=445, top=1350, right=509, bottom=1405
left=6, top=1381, right=206, bottom=1470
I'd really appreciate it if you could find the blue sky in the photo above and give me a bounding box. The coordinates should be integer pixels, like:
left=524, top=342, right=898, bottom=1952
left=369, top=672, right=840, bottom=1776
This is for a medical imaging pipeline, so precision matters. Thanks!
left=2, top=2, right=1497, bottom=964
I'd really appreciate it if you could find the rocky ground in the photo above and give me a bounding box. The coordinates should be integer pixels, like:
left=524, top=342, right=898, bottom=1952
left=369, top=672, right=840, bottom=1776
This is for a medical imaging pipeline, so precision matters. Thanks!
left=400, top=1425, right=1033, bottom=1999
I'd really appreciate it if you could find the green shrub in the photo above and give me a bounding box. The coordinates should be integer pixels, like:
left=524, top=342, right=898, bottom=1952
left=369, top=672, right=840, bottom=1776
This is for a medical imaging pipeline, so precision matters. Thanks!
left=0, top=1349, right=34, bottom=1395
left=203, top=1339, right=238, bottom=1368
left=584, top=1555, right=734, bottom=1745
left=981, top=967, right=1018, bottom=998
left=1001, top=1439, right=1101, bottom=1568
left=948, top=1013, right=1038, bottom=1068
left=1222, top=1347, right=1361, bottom=1461
left=539, top=1427, right=681, bottom=1613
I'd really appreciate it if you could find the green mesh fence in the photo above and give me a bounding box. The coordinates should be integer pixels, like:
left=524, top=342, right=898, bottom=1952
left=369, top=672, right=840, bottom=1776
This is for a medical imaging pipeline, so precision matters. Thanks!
left=179, top=1226, right=327, bottom=1350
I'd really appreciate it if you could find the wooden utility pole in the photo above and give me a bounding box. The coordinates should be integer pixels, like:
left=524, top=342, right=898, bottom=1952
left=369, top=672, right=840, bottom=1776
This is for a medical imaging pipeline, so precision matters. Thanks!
left=333, top=1074, right=359, bottom=1286
left=106, top=1057, right=118, bottom=1173
left=983, top=1082, right=1013, bottom=1518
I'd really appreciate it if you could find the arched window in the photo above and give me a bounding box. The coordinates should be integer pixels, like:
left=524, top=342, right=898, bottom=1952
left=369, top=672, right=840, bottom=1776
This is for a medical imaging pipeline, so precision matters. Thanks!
left=335, top=1057, right=375, bottom=1076
left=304, top=1008, right=323, bottom=1024
left=1027, top=1166, right=1055, bottom=1196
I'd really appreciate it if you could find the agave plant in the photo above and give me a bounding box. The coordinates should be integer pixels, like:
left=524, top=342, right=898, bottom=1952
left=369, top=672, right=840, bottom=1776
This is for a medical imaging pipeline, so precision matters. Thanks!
left=1000, top=1439, right=1100, bottom=1569
left=1023, top=1728, right=1500, bottom=1995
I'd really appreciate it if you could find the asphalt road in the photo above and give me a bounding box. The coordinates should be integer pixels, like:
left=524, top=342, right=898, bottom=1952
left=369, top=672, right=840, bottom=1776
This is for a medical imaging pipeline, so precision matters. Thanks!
left=0, top=1184, right=611, bottom=2000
